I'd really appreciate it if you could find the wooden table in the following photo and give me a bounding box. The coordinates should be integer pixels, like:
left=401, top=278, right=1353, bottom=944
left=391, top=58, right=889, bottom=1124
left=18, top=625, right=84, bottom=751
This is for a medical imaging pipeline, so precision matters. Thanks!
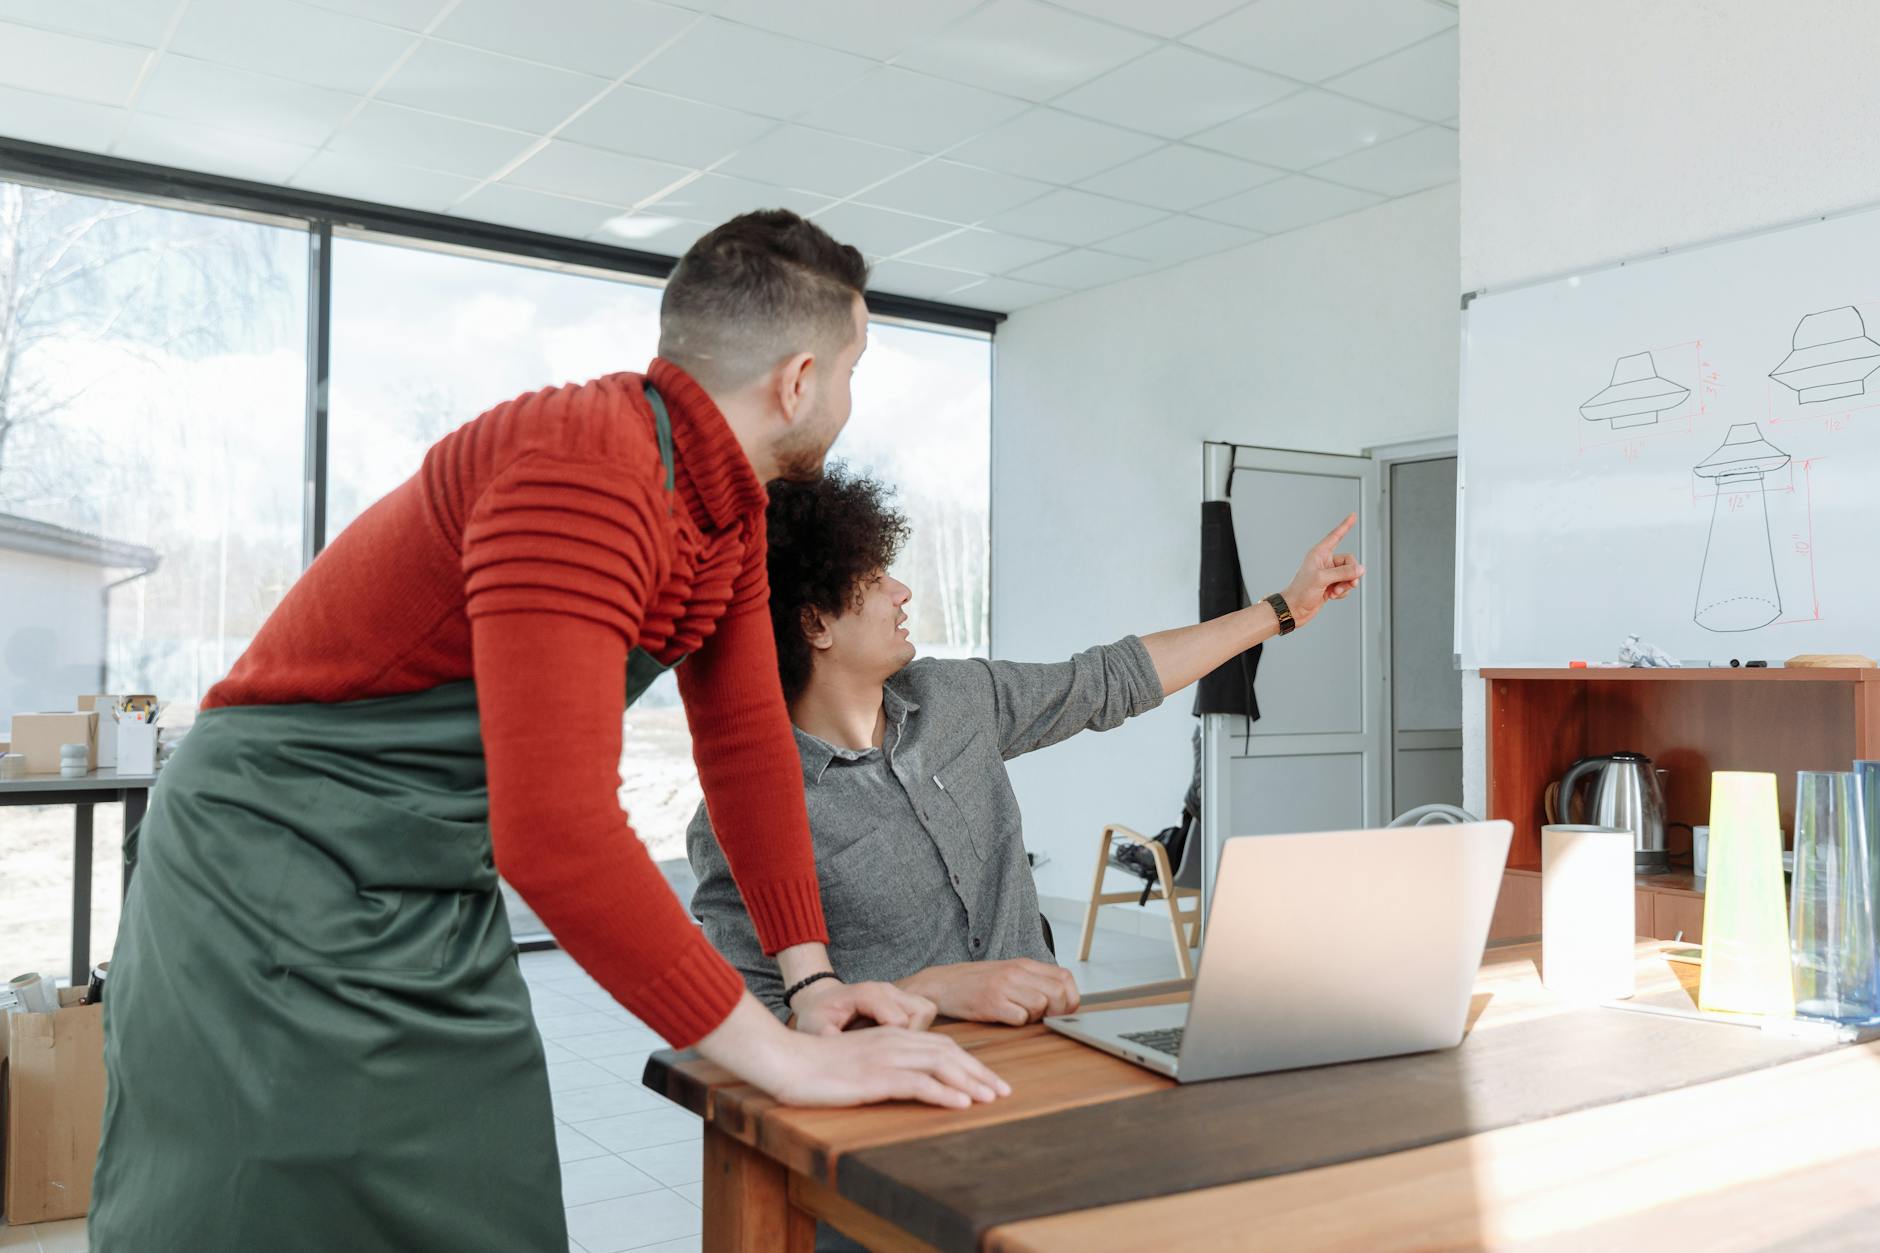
left=0, top=768, right=155, bottom=982
left=643, top=944, right=1880, bottom=1251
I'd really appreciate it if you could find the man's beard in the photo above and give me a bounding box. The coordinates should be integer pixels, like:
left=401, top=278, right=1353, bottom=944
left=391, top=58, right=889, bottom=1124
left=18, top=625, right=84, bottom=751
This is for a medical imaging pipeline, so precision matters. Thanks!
left=772, top=407, right=838, bottom=483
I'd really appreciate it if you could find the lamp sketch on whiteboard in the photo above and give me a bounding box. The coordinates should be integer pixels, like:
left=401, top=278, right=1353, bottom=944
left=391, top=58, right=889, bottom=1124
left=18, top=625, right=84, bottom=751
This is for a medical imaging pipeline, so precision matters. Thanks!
left=1693, top=423, right=1791, bottom=633
left=1580, top=352, right=1690, bottom=429
left=1769, top=306, right=1880, bottom=403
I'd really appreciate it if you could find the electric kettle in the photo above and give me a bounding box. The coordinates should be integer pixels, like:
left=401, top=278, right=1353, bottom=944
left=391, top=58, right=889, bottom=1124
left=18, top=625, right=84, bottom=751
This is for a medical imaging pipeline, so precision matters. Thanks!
left=1557, top=752, right=1668, bottom=872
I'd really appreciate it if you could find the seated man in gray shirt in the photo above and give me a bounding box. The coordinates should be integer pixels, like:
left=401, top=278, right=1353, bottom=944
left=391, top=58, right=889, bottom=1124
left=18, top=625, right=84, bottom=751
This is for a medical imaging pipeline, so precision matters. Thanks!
left=687, top=467, right=1362, bottom=1027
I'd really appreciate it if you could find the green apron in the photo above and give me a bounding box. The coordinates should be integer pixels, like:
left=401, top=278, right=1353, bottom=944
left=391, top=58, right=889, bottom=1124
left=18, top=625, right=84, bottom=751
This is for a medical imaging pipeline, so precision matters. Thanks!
left=92, top=383, right=686, bottom=1253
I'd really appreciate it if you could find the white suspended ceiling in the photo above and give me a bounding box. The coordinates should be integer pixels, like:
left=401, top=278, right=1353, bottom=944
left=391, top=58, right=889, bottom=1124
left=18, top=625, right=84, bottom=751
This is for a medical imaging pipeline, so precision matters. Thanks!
left=0, top=0, right=1459, bottom=313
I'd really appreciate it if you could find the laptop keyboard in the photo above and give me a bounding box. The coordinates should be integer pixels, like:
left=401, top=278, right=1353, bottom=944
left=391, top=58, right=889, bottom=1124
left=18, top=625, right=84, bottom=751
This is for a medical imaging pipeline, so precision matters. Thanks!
left=1119, top=1027, right=1184, bottom=1057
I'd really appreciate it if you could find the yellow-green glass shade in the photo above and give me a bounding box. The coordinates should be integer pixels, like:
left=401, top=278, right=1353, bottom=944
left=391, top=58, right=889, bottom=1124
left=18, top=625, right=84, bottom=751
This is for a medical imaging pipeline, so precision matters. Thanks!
left=1699, top=771, right=1795, bottom=1016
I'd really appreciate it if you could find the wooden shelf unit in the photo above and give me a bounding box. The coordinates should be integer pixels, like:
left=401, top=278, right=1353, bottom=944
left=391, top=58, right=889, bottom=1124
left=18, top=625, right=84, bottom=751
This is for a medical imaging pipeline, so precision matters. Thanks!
left=1483, top=667, right=1880, bottom=942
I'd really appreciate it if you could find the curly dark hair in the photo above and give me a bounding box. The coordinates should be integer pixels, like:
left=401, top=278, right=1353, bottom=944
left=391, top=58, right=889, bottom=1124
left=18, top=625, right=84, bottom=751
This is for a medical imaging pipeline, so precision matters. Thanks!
left=766, top=465, right=910, bottom=704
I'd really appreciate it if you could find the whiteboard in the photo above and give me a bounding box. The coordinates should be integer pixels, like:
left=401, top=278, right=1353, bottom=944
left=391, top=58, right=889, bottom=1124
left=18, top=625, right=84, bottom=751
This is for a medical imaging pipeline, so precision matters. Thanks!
left=1459, top=206, right=1880, bottom=667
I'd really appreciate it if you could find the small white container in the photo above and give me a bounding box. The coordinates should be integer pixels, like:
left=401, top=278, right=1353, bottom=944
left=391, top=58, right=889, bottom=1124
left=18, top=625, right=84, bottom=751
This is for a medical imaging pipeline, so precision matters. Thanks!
left=117, top=719, right=158, bottom=774
left=1542, top=823, right=1637, bottom=1001
left=59, top=743, right=88, bottom=778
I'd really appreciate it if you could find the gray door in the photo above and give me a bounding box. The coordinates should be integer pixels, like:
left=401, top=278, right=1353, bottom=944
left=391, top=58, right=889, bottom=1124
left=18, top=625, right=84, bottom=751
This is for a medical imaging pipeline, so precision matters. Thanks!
left=1386, top=457, right=1463, bottom=814
left=1200, top=444, right=1383, bottom=910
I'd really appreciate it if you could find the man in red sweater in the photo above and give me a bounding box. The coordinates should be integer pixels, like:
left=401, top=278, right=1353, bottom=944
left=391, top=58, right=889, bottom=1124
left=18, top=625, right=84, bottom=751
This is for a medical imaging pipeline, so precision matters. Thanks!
left=89, top=212, right=1004, bottom=1253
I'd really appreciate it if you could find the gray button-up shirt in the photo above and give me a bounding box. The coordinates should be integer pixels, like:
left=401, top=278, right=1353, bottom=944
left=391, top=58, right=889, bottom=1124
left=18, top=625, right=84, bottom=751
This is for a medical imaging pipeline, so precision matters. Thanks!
left=686, top=637, right=1165, bottom=1019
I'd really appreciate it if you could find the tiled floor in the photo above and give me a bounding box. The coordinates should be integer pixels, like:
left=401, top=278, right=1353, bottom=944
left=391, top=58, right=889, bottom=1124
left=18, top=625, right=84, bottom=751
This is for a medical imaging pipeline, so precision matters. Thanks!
left=0, top=907, right=1181, bottom=1253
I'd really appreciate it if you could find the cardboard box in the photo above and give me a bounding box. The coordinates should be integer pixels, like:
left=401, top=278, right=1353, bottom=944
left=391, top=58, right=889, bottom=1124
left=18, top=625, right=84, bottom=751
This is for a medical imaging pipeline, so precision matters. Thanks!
left=2, top=988, right=106, bottom=1223
left=9, top=712, right=99, bottom=775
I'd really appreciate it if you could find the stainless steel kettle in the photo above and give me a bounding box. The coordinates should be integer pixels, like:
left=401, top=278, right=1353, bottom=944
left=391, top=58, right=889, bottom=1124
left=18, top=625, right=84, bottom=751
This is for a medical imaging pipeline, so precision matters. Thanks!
left=1557, top=752, right=1668, bottom=873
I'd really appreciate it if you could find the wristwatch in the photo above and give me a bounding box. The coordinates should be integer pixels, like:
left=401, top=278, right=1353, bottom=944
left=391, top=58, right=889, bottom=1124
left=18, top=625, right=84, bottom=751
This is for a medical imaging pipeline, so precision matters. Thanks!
left=1265, top=592, right=1296, bottom=635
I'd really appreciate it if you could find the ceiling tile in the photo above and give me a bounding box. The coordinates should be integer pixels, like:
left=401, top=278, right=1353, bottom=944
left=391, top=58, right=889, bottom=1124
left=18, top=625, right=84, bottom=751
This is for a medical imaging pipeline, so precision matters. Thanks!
left=378, top=39, right=606, bottom=131
left=1100, top=213, right=1263, bottom=263
left=630, top=18, right=873, bottom=119
left=290, top=150, right=478, bottom=210
left=645, top=173, right=833, bottom=224
left=1055, top=46, right=1293, bottom=139
left=858, top=160, right=1050, bottom=223
left=0, top=0, right=182, bottom=47
left=558, top=85, right=771, bottom=167
left=795, top=68, right=1029, bottom=155
left=896, top=0, right=1154, bottom=102
left=0, top=85, right=126, bottom=151
left=947, top=275, right=1066, bottom=311
left=453, top=183, right=623, bottom=238
left=505, top=139, right=689, bottom=204
left=325, top=102, right=537, bottom=178
left=712, top=0, right=981, bottom=61
left=948, top=108, right=1160, bottom=184
left=1043, top=0, right=1247, bottom=38
left=113, top=113, right=315, bottom=182
left=298, top=0, right=445, bottom=30
left=1310, top=123, right=1456, bottom=194
left=810, top=202, right=959, bottom=258
left=716, top=126, right=922, bottom=198
left=434, top=0, right=693, bottom=80
left=136, top=56, right=359, bottom=148
left=1078, top=144, right=1282, bottom=211
left=900, top=228, right=1065, bottom=275
left=867, top=258, right=982, bottom=301
left=1323, top=29, right=1456, bottom=122
left=1009, top=247, right=1149, bottom=289
left=1192, top=88, right=1421, bottom=170
left=0, top=22, right=148, bottom=106
left=984, top=187, right=1164, bottom=246
left=1184, top=0, right=1454, bottom=82
left=589, top=212, right=713, bottom=255
left=168, top=0, right=415, bottom=95
left=1192, top=174, right=1381, bottom=233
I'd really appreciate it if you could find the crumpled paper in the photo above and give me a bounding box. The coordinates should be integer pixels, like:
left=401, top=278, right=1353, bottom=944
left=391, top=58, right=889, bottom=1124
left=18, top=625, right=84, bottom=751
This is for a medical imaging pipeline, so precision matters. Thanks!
left=1619, top=634, right=1681, bottom=668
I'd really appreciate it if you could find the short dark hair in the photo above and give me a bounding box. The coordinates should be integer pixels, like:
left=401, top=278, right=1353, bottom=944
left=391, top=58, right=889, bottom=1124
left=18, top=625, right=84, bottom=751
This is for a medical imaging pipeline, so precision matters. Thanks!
left=659, top=210, right=869, bottom=391
left=766, top=466, right=909, bottom=703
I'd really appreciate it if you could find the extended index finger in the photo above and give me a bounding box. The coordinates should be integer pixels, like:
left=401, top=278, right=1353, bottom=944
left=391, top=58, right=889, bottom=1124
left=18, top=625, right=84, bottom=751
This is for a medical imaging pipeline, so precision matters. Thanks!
left=1316, top=513, right=1357, bottom=552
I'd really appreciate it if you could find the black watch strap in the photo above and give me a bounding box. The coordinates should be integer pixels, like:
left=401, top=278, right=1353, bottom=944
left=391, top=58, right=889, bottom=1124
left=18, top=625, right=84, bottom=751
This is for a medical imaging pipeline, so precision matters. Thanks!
left=1265, top=592, right=1296, bottom=635
left=783, top=970, right=838, bottom=1007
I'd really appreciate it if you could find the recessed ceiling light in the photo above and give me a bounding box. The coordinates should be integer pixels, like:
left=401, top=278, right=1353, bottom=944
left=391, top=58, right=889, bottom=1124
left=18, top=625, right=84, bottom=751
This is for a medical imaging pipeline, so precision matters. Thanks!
left=601, top=214, right=680, bottom=241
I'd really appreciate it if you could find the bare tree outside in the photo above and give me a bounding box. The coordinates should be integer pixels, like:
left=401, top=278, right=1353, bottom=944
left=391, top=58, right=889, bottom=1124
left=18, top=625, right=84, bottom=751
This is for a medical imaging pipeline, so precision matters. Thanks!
left=0, top=180, right=305, bottom=979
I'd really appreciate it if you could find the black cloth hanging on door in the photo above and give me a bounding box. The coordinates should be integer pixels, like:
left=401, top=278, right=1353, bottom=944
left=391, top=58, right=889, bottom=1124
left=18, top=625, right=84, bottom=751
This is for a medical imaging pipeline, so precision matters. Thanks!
left=1193, top=497, right=1262, bottom=720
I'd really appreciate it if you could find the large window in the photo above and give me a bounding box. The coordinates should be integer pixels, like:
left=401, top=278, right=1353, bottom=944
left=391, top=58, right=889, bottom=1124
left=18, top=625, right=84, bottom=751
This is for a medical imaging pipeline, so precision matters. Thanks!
left=0, top=183, right=306, bottom=978
left=1, top=178, right=991, bottom=972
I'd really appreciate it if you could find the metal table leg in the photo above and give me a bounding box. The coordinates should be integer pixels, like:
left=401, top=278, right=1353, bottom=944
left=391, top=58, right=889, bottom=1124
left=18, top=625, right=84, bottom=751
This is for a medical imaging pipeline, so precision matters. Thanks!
left=72, top=803, right=95, bottom=984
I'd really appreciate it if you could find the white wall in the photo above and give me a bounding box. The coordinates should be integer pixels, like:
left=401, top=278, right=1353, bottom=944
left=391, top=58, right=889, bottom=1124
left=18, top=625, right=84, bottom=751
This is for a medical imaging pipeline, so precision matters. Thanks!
left=1457, top=0, right=1880, bottom=812
left=992, top=184, right=1460, bottom=904
left=1461, top=1, right=1880, bottom=295
left=1, top=550, right=106, bottom=723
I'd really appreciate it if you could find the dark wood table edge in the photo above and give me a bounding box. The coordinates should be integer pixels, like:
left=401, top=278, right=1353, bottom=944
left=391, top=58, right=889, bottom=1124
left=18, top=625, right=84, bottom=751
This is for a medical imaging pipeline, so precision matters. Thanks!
left=828, top=1022, right=1847, bottom=1253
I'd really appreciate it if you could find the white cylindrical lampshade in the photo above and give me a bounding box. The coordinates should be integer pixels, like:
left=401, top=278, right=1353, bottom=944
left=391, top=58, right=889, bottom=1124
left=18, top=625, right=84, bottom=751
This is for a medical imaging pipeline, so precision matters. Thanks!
left=1542, top=824, right=1637, bottom=1001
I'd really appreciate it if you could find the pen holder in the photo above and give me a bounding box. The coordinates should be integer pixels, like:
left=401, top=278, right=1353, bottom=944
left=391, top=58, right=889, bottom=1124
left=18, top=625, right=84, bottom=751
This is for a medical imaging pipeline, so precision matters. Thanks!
left=117, top=720, right=158, bottom=775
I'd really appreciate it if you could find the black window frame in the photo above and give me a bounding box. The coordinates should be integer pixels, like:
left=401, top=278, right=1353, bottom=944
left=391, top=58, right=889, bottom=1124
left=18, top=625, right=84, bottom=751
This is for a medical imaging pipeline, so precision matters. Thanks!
left=0, top=135, right=1003, bottom=566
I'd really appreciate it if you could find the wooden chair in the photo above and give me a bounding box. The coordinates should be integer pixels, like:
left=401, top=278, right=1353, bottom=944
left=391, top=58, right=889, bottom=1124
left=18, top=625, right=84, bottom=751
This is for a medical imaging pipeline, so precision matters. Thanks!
left=1077, top=823, right=1202, bottom=979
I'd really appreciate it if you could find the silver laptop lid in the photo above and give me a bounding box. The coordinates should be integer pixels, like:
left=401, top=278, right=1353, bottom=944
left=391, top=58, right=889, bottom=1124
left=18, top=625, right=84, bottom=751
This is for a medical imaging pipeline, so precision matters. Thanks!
left=1176, top=820, right=1512, bottom=1083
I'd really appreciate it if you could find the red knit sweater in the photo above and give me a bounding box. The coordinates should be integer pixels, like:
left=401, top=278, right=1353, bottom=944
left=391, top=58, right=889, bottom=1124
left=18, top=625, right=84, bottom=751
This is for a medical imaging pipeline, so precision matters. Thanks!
left=204, top=359, right=826, bottom=1046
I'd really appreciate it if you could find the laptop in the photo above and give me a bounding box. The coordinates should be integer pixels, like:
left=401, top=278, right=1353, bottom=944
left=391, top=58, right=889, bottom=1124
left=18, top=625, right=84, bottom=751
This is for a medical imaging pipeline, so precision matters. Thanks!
left=1044, top=821, right=1513, bottom=1083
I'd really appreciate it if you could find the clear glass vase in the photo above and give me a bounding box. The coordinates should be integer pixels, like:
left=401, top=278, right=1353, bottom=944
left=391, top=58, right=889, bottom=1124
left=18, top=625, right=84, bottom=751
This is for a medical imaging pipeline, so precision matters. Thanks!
left=1790, top=770, right=1879, bottom=1023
